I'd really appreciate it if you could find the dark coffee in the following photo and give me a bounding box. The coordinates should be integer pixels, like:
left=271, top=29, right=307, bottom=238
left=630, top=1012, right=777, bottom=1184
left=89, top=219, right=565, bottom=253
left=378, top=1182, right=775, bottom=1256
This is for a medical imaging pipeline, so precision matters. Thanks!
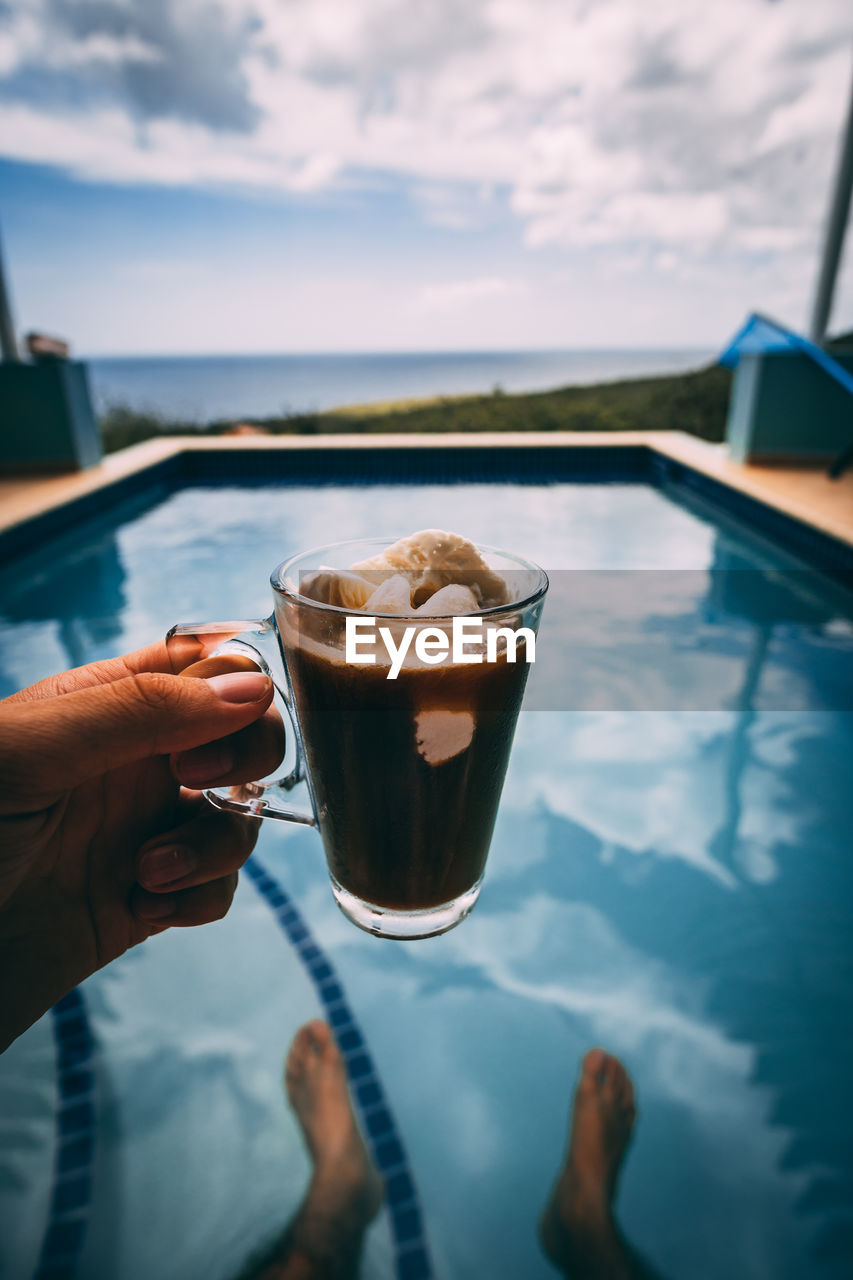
left=285, top=637, right=530, bottom=912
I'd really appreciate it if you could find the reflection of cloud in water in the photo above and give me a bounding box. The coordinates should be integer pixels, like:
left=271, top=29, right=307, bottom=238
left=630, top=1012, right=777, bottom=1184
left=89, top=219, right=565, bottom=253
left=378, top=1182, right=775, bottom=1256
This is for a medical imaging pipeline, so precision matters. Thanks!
left=504, top=711, right=820, bottom=891
left=0, top=531, right=129, bottom=691
left=529, top=570, right=838, bottom=713
left=0, top=480, right=717, bottom=690
left=0, top=621, right=71, bottom=698
left=441, top=891, right=806, bottom=1267
left=441, top=1079, right=503, bottom=1176
left=113, top=482, right=719, bottom=650
left=452, top=895, right=749, bottom=1106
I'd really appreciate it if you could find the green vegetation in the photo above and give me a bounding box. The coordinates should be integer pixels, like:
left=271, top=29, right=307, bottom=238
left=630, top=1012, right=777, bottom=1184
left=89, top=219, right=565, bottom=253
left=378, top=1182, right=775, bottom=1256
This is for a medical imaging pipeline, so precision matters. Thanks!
left=99, top=404, right=208, bottom=453
left=100, top=360, right=735, bottom=454
left=322, top=360, right=735, bottom=438
left=95, top=328, right=853, bottom=455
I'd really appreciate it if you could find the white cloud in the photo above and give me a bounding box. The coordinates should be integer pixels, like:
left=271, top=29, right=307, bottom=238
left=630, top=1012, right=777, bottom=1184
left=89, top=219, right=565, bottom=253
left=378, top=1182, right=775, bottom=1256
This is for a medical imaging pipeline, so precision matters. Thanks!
left=412, top=181, right=496, bottom=230
left=2, top=0, right=852, bottom=335
left=416, top=275, right=522, bottom=310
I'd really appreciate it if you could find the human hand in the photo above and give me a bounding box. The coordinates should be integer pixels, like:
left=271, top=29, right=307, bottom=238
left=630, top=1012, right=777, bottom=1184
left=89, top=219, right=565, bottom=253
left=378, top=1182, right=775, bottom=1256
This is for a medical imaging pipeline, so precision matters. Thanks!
left=0, top=641, right=284, bottom=1051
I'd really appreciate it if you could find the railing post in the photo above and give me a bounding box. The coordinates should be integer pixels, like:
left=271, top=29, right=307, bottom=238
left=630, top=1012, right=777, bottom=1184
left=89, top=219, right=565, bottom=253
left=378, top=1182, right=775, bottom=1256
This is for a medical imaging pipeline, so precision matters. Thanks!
left=0, top=222, right=21, bottom=363
left=808, top=59, right=853, bottom=345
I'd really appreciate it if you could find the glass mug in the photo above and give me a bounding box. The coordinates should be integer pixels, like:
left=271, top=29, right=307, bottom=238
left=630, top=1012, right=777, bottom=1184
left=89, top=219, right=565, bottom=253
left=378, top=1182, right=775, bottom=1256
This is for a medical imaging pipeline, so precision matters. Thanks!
left=167, top=537, right=548, bottom=940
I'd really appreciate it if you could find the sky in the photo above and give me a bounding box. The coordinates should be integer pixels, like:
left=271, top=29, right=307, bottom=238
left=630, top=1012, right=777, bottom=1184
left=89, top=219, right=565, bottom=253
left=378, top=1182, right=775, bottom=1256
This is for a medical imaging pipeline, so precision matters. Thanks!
left=0, top=0, right=852, bottom=355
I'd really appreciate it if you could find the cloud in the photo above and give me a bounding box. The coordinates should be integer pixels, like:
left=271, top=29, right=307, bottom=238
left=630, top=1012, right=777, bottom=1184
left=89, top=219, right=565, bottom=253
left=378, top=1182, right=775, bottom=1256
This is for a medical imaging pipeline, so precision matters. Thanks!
left=0, top=0, right=851, bottom=270
left=416, top=275, right=522, bottom=310
left=1, top=0, right=261, bottom=131
left=412, top=180, right=497, bottom=230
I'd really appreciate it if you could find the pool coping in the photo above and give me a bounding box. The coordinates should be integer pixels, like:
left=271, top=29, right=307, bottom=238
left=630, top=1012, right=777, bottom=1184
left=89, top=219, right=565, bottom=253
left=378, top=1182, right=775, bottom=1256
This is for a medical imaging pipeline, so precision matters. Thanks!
left=1, top=431, right=852, bottom=569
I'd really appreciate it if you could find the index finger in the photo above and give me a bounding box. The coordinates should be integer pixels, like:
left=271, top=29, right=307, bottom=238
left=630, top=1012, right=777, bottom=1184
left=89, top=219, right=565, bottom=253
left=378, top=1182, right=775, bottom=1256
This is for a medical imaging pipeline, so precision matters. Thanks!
left=3, top=640, right=175, bottom=705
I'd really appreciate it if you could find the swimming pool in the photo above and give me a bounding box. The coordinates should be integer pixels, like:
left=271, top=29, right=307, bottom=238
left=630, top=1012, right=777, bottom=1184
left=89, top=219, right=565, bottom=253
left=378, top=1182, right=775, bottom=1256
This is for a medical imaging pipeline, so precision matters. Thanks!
left=1, top=459, right=852, bottom=1280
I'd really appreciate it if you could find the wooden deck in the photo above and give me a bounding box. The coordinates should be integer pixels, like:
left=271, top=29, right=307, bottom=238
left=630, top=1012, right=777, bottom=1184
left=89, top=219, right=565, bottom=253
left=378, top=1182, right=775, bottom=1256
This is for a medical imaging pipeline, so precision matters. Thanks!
left=1, top=431, right=852, bottom=549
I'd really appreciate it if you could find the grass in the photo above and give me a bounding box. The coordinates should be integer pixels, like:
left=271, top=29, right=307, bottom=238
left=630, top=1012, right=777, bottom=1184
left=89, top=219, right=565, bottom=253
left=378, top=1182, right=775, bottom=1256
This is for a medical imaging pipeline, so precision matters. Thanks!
left=100, top=360, right=733, bottom=454
left=99, top=329, right=853, bottom=455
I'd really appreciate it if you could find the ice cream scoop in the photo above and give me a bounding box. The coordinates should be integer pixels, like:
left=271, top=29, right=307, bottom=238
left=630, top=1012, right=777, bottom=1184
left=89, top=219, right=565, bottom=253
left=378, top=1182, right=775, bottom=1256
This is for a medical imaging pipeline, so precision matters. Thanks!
left=299, top=529, right=511, bottom=624
left=351, top=529, right=508, bottom=609
left=414, top=583, right=479, bottom=615
left=364, top=574, right=414, bottom=615
left=299, top=568, right=376, bottom=610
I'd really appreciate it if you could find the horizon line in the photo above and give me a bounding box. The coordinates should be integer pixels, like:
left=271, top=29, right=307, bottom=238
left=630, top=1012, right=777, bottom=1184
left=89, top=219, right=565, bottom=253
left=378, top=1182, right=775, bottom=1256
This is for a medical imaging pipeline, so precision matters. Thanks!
left=80, top=343, right=718, bottom=361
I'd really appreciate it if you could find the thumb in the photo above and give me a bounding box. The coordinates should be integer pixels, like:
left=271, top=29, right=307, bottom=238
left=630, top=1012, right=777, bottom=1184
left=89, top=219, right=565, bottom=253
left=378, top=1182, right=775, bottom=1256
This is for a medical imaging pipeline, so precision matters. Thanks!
left=0, top=670, right=273, bottom=812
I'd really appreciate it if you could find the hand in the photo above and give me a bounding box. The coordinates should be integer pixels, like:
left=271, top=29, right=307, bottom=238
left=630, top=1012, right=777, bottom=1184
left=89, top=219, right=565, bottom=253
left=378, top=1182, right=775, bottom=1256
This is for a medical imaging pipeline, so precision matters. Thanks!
left=0, top=641, right=284, bottom=1051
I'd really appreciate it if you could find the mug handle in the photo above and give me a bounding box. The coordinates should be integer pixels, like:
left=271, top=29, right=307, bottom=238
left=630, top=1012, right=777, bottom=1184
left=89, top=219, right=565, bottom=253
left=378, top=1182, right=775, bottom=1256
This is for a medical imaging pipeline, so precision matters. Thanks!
left=166, top=618, right=317, bottom=827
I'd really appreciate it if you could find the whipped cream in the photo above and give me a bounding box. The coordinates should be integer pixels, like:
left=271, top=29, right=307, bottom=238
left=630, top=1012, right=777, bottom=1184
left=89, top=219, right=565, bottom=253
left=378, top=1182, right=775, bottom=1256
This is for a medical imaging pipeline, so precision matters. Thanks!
left=303, top=529, right=508, bottom=615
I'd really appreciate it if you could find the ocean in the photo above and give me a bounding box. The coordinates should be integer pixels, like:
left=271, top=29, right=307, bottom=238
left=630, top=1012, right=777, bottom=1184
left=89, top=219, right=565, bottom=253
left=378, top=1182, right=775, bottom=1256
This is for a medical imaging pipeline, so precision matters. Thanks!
left=86, top=348, right=715, bottom=423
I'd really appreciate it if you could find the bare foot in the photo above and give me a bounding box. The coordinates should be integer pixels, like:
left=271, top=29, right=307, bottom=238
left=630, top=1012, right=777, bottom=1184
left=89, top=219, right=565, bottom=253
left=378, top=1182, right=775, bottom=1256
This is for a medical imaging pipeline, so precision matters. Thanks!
left=285, top=1019, right=383, bottom=1229
left=540, top=1048, right=637, bottom=1276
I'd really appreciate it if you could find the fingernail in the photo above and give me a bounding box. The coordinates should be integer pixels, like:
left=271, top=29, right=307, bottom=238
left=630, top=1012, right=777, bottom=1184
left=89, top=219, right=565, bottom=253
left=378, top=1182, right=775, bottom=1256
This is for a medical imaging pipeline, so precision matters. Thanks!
left=136, top=894, right=177, bottom=920
left=206, top=672, right=271, bottom=703
left=174, top=740, right=234, bottom=785
left=139, top=845, right=197, bottom=888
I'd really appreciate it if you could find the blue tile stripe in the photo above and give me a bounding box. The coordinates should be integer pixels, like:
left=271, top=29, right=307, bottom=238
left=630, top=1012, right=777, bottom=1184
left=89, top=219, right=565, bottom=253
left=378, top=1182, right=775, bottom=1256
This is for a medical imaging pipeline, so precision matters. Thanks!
left=35, top=863, right=433, bottom=1280
left=35, top=989, right=97, bottom=1280
left=245, top=856, right=435, bottom=1280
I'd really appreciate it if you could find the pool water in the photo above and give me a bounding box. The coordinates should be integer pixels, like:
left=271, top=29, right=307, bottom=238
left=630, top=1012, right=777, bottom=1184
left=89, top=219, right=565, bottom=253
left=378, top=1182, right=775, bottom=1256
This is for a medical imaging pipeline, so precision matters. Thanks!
left=1, top=477, right=852, bottom=1280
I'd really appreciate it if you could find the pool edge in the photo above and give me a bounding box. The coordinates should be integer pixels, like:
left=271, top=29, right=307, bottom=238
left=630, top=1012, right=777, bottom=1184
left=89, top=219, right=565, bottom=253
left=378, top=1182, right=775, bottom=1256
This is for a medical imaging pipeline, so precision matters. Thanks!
left=1, top=432, right=851, bottom=576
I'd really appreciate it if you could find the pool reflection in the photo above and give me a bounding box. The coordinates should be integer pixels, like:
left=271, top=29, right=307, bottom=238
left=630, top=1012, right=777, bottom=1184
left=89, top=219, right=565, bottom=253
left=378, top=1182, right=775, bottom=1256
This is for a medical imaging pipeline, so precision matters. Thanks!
left=0, top=490, right=851, bottom=1280
left=0, top=530, right=128, bottom=692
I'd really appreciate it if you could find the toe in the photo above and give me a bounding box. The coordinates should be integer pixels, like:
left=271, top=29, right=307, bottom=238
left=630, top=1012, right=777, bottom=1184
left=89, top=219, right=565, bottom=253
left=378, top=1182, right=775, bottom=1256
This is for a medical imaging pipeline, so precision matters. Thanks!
left=306, top=1019, right=334, bottom=1055
left=609, top=1057, right=629, bottom=1097
left=322, top=1032, right=345, bottom=1068
left=606, top=1057, right=635, bottom=1114
left=600, top=1054, right=621, bottom=1100
left=286, top=1023, right=318, bottom=1077
left=580, top=1047, right=607, bottom=1090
